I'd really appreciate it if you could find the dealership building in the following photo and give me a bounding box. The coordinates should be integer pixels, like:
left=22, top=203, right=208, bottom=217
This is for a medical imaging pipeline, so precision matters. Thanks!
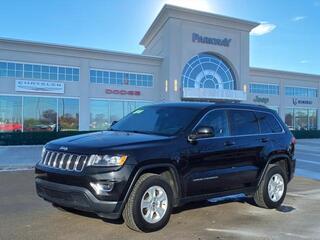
left=1, top=4, right=319, bottom=132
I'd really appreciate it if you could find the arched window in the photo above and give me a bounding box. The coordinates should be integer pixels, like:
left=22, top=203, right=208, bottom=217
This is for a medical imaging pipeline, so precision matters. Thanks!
left=182, top=53, right=235, bottom=90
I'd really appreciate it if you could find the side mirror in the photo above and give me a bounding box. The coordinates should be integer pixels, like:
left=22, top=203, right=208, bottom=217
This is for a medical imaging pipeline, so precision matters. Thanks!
left=188, top=126, right=214, bottom=143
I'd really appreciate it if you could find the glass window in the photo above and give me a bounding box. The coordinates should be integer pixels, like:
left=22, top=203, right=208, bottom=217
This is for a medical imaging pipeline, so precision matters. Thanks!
left=0, top=96, right=22, bottom=132
left=249, top=83, right=279, bottom=95
left=90, top=100, right=110, bottom=130
left=110, top=101, right=124, bottom=123
left=182, top=53, right=235, bottom=90
left=196, top=110, right=229, bottom=137
left=309, top=109, right=317, bottom=130
left=58, top=98, right=79, bottom=131
left=294, top=109, right=308, bottom=130
left=256, top=112, right=282, bottom=133
left=0, top=61, right=79, bottom=81
left=229, top=110, right=259, bottom=135
left=285, top=86, right=318, bottom=97
left=123, top=101, right=137, bottom=116
left=285, top=109, right=294, bottom=130
left=23, top=97, right=57, bottom=132
left=89, top=100, right=152, bottom=131
left=111, top=106, right=200, bottom=136
left=89, top=69, right=154, bottom=87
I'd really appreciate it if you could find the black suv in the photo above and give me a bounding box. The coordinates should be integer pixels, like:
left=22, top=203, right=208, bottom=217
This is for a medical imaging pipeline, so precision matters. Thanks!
left=35, top=102, right=296, bottom=232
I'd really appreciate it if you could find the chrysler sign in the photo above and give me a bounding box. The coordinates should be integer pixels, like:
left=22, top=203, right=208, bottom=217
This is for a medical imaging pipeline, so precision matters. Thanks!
left=15, top=80, right=64, bottom=94
left=192, top=33, right=232, bottom=47
left=105, top=89, right=141, bottom=96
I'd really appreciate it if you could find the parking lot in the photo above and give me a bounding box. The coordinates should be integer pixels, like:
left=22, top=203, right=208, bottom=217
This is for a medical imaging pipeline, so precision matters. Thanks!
left=0, top=139, right=319, bottom=240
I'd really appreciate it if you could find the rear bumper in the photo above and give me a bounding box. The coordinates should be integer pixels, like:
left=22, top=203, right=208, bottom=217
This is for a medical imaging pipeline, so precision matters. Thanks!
left=35, top=178, right=123, bottom=219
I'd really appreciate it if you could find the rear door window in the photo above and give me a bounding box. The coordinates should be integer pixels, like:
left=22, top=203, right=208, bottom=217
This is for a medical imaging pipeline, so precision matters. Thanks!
left=256, top=112, right=283, bottom=133
left=228, top=110, right=259, bottom=136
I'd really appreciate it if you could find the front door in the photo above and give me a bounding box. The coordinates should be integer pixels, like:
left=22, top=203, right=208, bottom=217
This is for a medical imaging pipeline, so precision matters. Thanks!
left=183, top=109, right=239, bottom=196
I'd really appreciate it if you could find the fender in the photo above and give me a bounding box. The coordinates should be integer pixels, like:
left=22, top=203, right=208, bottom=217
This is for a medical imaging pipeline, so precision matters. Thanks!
left=118, top=163, right=182, bottom=213
left=257, top=153, right=291, bottom=187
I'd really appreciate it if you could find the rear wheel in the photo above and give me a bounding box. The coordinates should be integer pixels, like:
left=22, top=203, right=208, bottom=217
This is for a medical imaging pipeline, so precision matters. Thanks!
left=254, top=165, right=287, bottom=209
left=122, top=173, right=173, bottom=232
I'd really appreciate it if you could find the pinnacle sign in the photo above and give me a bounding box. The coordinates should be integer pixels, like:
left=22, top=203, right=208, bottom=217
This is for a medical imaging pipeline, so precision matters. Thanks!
left=192, top=33, right=232, bottom=47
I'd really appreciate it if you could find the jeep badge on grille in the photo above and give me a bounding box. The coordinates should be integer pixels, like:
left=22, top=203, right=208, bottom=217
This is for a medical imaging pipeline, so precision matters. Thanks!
left=59, top=146, right=68, bottom=151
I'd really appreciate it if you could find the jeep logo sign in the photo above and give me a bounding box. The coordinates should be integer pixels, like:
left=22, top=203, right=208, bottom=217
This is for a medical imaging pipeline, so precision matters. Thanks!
left=105, top=89, right=141, bottom=96
left=192, top=33, right=232, bottom=47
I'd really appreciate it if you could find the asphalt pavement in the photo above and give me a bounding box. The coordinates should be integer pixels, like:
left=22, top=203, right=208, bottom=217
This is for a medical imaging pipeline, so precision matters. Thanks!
left=0, top=139, right=319, bottom=239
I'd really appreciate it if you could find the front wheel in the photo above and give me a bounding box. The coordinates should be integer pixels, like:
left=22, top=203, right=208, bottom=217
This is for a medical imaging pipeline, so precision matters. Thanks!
left=253, top=165, right=288, bottom=209
left=122, top=173, right=173, bottom=232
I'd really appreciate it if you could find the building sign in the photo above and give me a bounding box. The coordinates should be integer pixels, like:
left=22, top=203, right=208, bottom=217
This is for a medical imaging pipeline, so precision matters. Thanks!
left=182, top=88, right=246, bottom=101
left=293, top=98, right=312, bottom=105
left=192, top=33, right=232, bottom=47
left=105, top=89, right=141, bottom=96
left=15, top=80, right=64, bottom=94
left=253, top=96, right=269, bottom=104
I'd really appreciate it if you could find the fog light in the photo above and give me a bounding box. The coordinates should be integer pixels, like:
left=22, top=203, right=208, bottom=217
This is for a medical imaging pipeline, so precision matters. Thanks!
left=90, top=182, right=114, bottom=195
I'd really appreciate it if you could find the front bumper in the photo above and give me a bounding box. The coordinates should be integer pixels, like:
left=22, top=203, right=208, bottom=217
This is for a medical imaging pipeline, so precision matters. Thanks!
left=35, top=178, right=123, bottom=219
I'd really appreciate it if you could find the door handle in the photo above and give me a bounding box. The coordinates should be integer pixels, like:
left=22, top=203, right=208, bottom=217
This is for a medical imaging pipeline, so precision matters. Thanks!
left=224, top=140, right=235, bottom=147
left=260, top=137, right=269, bottom=143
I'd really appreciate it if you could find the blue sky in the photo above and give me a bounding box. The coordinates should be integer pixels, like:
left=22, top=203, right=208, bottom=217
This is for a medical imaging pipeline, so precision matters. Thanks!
left=1, top=0, right=319, bottom=74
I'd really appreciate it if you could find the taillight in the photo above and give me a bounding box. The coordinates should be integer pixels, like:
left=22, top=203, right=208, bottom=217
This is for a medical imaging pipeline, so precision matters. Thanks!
left=291, top=136, right=297, bottom=145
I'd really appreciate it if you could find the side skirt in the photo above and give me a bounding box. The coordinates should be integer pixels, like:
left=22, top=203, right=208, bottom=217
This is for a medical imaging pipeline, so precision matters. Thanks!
left=178, top=187, right=257, bottom=206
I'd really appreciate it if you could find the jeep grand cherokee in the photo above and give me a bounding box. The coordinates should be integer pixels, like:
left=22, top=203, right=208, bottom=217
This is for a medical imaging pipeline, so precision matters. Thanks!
left=35, top=102, right=296, bottom=232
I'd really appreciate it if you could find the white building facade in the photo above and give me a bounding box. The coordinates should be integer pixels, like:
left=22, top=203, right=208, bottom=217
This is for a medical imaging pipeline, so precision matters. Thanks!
left=0, top=5, right=319, bottom=132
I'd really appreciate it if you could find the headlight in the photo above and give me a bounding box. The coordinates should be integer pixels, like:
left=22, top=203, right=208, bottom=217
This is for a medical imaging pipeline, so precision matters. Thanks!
left=87, top=154, right=128, bottom=167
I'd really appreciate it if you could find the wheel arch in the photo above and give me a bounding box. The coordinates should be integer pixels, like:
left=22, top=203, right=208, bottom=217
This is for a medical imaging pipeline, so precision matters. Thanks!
left=258, top=153, right=291, bottom=187
left=120, top=163, right=182, bottom=214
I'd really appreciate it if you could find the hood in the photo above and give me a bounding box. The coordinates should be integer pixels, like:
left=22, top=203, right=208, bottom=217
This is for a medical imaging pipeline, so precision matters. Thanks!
left=46, top=131, right=172, bottom=153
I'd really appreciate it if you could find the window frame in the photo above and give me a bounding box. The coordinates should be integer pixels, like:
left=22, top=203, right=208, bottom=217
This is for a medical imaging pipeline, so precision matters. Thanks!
left=0, top=60, right=80, bottom=82
left=249, top=82, right=280, bottom=95
left=285, top=85, right=318, bottom=98
left=194, top=109, right=230, bottom=137
left=89, top=68, right=154, bottom=88
left=191, top=108, right=285, bottom=140
left=255, top=111, right=283, bottom=134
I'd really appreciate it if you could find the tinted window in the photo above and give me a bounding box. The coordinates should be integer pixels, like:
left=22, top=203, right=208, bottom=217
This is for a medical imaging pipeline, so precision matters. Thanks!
left=256, top=112, right=282, bottom=133
left=111, top=106, right=200, bottom=136
left=197, top=110, right=229, bottom=137
left=229, top=110, right=259, bottom=135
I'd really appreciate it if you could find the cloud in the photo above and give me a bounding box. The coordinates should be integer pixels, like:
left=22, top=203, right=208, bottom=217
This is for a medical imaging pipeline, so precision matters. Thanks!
left=300, top=60, right=309, bottom=64
left=250, top=22, right=277, bottom=36
left=292, top=16, right=306, bottom=22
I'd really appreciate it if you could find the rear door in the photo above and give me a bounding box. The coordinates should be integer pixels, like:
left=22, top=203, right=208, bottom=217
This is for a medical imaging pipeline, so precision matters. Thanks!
left=226, top=109, right=264, bottom=188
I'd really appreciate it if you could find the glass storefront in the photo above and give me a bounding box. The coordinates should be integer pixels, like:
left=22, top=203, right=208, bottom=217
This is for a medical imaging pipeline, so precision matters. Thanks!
left=58, top=98, right=79, bottom=131
left=0, top=96, right=22, bottom=132
left=285, top=108, right=317, bottom=130
left=0, top=95, right=79, bottom=132
left=90, top=100, right=151, bottom=130
left=24, top=97, right=57, bottom=132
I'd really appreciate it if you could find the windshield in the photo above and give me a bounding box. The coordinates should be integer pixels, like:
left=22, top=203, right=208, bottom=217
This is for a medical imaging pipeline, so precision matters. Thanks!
left=110, top=105, right=200, bottom=136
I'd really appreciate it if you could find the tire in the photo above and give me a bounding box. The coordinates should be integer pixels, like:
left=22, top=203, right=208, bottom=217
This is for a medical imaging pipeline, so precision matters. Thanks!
left=253, top=165, right=287, bottom=209
left=122, top=173, right=173, bottom=232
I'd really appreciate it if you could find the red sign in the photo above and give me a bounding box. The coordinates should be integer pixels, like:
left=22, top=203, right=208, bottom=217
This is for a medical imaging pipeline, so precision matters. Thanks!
left=105, top=89, right=141, bottom=96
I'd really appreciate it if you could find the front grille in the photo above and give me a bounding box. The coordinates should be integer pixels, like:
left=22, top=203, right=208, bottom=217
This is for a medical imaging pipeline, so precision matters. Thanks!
left=40, top=150, right=89, bottom=172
